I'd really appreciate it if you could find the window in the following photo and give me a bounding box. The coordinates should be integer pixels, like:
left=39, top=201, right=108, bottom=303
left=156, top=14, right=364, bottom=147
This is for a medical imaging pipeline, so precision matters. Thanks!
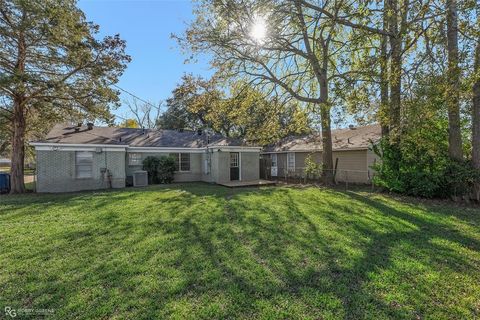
left=287, top=152, right=295, bottom=171
left=271, top=154, right=277, bottom=167
left=170, top=153, right=190, bottom=172
left=180, top=153, right=190, bottom=171
left=128, top=153, right=142, bottom=165
left=230, top=153, right=239, bottom=167
left=76, top=151, right=93, bottom=178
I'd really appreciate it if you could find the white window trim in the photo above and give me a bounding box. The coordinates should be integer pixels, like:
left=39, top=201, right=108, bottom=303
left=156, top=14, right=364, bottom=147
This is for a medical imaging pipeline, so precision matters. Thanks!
left=75, top=151, right=93, bottom=179
left=128, top=153, right=142, bottom=166
left=170, top=153, right=191, bottom=172
left=271, top=154, right=278, bottom=168
left=230, top=152, right=239, bottom=167
left=287, top=152, right=295, bottom=171
left=229, top=152, right=241, bottom=181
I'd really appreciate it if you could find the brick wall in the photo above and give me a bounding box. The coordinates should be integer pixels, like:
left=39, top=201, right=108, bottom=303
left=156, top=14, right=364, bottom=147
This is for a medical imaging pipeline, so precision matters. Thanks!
left=125, top=152, right=204, bottom=182
left=36, top=150, right=126, bottom=193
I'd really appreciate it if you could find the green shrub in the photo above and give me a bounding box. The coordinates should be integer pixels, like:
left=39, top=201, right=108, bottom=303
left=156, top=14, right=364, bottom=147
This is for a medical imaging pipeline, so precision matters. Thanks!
left=157, top=156, right=176, bottom=184
left=142, top=156, right=176, bottom=184
left=372, top=73, right=478, bottom=199
left=303, top=153, right=321, bottom=180
left=373, top=139, right=479, bottom=198
left=444, top=160, right=480, bottom=198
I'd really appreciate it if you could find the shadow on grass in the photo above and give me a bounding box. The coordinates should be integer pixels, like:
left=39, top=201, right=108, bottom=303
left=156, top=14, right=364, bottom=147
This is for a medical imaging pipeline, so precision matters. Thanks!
left=1, top=184, right=479, bottom=319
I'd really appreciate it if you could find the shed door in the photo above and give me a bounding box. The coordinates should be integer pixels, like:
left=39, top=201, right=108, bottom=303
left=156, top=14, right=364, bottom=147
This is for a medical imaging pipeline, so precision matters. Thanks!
left=230, top=152, right=239, bottom=181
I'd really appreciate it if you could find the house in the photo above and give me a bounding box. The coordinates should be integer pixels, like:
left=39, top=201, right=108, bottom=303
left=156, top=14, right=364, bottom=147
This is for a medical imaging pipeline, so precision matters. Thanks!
left=261, top=124, right=382, bottom=183
left=31, top=124, right=261, bottom=193
left=0, top=158, right=11, bottom=168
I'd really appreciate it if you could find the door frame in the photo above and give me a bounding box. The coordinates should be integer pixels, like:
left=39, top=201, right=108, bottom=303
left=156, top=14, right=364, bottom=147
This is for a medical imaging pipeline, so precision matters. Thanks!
left=271, top=153, right=278, bottom=177
left=229, top=152, right=241, bottom=181
left=287, top=152, right=295, bottom=173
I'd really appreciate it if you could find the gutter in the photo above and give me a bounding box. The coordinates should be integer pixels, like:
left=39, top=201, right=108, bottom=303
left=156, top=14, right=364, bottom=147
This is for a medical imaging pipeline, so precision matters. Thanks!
left=261, top=147, right=371, bottom=153
left=29, top=142, right=262, bottom=152
left=30, top=142, right=127, bottom=148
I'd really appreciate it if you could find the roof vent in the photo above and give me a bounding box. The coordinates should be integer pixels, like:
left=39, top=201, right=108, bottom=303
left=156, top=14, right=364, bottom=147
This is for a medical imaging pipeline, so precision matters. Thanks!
left=349, top=124, right=356, bottom=130
left=87, top=122, right=94, bottom=130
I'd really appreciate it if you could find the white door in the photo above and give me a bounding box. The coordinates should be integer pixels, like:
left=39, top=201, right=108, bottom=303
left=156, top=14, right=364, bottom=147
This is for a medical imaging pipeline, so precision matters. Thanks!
left=271, top=154, right=278, bottom=177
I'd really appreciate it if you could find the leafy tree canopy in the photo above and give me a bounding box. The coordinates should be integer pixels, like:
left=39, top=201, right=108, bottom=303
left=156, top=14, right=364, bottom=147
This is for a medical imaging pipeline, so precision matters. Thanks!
left=157, top=74, right=311, bottom=145
left=0, top=0, right=131, bottom=192
left=118, top=118, right=140, bottom=128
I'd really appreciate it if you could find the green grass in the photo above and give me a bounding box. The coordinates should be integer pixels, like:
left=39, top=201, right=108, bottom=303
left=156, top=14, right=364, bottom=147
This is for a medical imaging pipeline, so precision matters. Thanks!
left=1, top=184, right=479, bottom=319
left=24, top=181, right=35, bottom=192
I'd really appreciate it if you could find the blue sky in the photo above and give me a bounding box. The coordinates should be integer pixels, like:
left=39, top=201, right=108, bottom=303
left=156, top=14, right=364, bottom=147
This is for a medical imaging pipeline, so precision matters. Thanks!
left=78, top=0, right=212, bottom=121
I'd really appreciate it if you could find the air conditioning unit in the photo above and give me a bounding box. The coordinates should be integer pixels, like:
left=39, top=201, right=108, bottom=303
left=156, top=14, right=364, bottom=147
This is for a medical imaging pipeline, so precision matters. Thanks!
left=133, top=170, right=148, bottom=187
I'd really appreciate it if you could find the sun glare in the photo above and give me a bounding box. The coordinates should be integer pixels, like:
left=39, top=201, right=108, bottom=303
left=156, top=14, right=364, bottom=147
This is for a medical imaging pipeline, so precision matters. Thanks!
left=249, top=15, right=267, bottom=43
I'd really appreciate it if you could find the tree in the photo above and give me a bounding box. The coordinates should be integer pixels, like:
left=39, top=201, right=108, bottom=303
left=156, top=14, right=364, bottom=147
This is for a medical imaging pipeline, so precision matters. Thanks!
left=446, top=0, right=463, bottom=160
left=158, top=75, right=310, bottom=144
left=157, top=74, right=217, bottom=130
left=215, top=81, right=310, bottom=144
left=180, top=0, right=370, bottom=183
left=180, top=0, right=441, bottom=182
left=0, top=0, right=130, bottom=193
left=380, top=0, right=390, bottom=137
left=472, top=13, right=480, bottom=199
left=372, top=73, right=476, bottom=198
left=119, top=118, right=139, bottom=128
left=122, top=97, right=162, bottom=129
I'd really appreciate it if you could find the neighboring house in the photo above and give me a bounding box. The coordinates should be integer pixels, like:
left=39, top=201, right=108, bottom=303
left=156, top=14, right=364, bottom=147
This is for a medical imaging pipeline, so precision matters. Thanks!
left=261, top=124, right=382, bottom=183
left=0, top=158, right=11, bottom=168
left=31, top=124, right=261, bottom=193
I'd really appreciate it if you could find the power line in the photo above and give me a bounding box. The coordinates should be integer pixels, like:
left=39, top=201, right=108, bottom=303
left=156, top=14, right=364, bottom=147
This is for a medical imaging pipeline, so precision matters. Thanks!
left=112, top=84, right=158, bottom=109
left=112, top=83, right=202, bottom=131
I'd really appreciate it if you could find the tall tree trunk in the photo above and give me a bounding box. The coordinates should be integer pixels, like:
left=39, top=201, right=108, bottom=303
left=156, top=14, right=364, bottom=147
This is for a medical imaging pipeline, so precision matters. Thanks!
left=388, top=0, right=401, bottom=140
left=472, top=40, right=480, bottom=200
left=293, top=0, right=334, bottom=184
left=320, top=88, right=334, bottom=184
left=10, top=30, right=27, bottom=194
left=320, top=60, right=334, bottom=184
left=446, top=0, right=464, bottom=161
left=380, top=0, right=389, bottom=137
left=10, top=97, right=26, bottom=194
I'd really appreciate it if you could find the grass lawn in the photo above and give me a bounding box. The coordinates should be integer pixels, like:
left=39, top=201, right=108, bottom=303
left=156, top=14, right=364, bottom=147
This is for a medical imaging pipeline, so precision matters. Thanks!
left=1, top=184, right=479, bottom=319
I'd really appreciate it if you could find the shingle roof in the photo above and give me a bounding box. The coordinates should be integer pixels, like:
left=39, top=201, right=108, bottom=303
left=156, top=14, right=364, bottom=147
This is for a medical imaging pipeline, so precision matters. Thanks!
left=36, top=124, right=245, bottom=148
left=264, top=124, right=382, bottom=152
